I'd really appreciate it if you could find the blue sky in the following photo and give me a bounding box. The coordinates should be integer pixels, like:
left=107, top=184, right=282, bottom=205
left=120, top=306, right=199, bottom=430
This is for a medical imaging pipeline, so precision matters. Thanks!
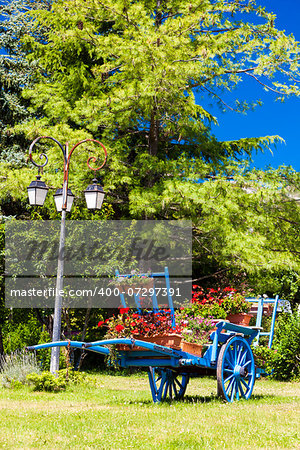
left=199, top=0, right=300, bottom=171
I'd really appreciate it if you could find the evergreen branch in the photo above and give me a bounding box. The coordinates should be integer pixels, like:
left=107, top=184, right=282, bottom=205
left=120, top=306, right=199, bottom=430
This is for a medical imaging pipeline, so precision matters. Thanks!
left=202, top=86, right=236, bottom=111
left=277, top=216, right=300, bottom=226
left=190, top=67, right=257, bottom=87
left=192, top=268, right=230, bottom=282
left=244, top=72, right=286, bottom=95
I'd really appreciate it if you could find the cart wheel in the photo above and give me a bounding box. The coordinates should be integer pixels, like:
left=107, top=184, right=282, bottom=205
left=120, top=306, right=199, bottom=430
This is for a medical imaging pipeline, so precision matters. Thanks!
left=148, top=367, right=189, bottom=403
left=217, top=335, right=255, bottom=402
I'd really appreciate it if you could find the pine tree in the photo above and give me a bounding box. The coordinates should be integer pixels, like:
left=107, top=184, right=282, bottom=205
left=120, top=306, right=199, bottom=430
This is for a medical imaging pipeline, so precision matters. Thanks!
left=23, top=0, right=300, bottom=160
left=0, top=0, right=50, bottom=166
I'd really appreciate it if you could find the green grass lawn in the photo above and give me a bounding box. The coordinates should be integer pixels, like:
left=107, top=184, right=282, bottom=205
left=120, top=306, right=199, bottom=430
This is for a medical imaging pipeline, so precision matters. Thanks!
left=0, top=372, right=299, bottom=449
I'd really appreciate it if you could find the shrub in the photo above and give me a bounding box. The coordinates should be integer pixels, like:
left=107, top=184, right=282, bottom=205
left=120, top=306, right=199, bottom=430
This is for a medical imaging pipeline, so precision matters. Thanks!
left=26, top=369, right=87, bottom=392
left=252, top=345, right=277, bottom=375
left=3, top=316, right=42, bottom=354
left=0, top=350, right=41, bottom=388
left=27, top=372, right=67, bottom=392
left=271, top=312, right=300, bottom=381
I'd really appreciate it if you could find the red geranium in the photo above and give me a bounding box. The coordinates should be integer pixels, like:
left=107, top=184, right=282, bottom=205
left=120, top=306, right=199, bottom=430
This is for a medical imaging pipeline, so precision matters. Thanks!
left=98, top=321, right=104, bottom=327
left=115, top=324, right=125, bottom=332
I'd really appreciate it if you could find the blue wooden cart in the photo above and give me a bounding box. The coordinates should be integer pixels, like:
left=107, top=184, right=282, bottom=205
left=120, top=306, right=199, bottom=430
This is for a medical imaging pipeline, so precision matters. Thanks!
left=27, top=269, right=284, bottom=403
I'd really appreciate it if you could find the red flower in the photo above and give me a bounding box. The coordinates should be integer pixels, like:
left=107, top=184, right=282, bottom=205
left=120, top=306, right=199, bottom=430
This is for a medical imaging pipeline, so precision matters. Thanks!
left=119, top=307, right=130, bottom=315
left=132, top=329, right=139, bottom=334
left=98, top=321, right=104, bottom=327
left=132, top=313, right=140, bottom=318
left=115, top=324, right=125, bottom=332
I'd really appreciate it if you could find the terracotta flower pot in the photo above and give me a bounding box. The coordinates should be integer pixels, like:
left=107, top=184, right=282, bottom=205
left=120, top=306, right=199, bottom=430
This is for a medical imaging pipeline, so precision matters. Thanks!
left=117, top=334, right=182, bottom=351
left=180, top=341, right=203, bottom=356
left=226, top=313, right=252, bottom=326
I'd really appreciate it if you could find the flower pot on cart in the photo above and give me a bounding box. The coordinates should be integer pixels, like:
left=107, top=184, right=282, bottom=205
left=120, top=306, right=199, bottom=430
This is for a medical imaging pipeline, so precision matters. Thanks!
left=180, top=341, right=204, bottom=356
left=117, top=334, right=182, bottom=351
left=226, top=313, right=252, bottom=326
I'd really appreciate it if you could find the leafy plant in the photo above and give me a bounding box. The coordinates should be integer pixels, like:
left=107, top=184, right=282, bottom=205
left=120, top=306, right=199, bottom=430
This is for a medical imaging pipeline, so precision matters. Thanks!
left=271, top=312, right=300, bottom=381
left=177, top=301, right=227, bottom=320
left=178, top=316, right=216, bottom=346
left=27, top=372, right=67, bottom=392
left=191, top=286, right=251, bottom=316
left=221, top=293, right=251, bottom=315
left=99, top=308, right=178, bottom=339
left=252, top=345, right=277, bottom=375
left=26, top=368, right=87, bottom=392
left=3, top=316, right=43, bottom=354
left=0, top=350, right=41, bottom=388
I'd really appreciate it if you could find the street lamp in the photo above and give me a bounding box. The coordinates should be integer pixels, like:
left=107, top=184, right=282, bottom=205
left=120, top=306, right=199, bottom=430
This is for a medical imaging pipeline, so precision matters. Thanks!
left=27, top=136, right=107, bottom=374
left=27, top=175, right=49, bottom=206
left=84, top=179, right=106, bottom=210
left=53, top=187, right=75, bottom=212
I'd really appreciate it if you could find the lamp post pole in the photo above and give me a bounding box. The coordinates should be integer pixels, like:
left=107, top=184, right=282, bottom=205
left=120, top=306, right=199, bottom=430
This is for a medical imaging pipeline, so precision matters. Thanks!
left=28, top=136, right=107, bottom=374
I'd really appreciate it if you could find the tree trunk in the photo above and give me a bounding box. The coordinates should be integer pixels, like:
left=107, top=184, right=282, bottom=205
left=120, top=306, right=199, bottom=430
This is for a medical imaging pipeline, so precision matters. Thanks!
left=149, top=109, right=159, bottom=156
left=148, top=0, right=162, bottom=157
left=77, top=308, right=91, bottom=371
left=0, top=326, right=4, bottom=355
left=81, top=308, right=91, bottom=342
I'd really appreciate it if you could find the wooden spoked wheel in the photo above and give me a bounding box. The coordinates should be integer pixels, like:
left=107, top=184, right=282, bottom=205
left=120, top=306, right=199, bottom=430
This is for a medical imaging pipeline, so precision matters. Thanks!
left=217, top=336, right=256, bottom=402
left=148, top=367, right=189, bottom=402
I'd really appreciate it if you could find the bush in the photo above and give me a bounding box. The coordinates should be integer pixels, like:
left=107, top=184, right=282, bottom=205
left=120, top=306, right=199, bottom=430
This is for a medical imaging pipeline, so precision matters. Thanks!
left=272, top=312, right=300, bottom=381
left=252, top=345, right=277, bottom=375
left=27, top=372, right=67, bottom=392
left=0, top=350, right=41, bottom=388
left=26, top=369, right=87, bottom=392
left=3, top=316, right=43, bottom=354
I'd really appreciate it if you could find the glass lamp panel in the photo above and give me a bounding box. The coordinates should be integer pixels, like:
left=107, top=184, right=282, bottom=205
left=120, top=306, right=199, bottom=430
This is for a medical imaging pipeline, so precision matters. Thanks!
left=85, top=191, right=97, bottom=210
left=27, top=176, right=48, bottom=206
left=95, top=192, right=105, bottom=210
left=35, top=187, right=48, bottom=206
left=54, top=193, right=63, bottom=212
left=66, top=194, right=74, bottom=212
left=27, top=187, right=37, bottom=206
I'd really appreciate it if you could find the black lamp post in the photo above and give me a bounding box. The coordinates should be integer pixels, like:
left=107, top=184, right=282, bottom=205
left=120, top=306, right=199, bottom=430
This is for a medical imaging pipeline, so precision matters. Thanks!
left=27, top=136, right=107, bottom=374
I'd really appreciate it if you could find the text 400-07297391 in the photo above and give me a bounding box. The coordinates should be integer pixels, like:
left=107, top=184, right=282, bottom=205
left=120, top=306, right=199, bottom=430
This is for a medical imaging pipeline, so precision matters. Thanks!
left=96, top=287, right=182, bottom=297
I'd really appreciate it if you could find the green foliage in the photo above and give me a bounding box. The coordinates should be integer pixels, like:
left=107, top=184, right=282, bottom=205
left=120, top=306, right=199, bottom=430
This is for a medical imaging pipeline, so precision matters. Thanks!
left=0, top=349, right=41, bottom=388
left=26, top=368, right=87, bottom=391
left=36, top=328, right=51, bottom=371
left=23, top=0, right=300, bottom=159
left=221, top=293, right=251, bottom=315
left=27, top=371, right=67, bottom=392
left=0, top=0, right=50, bottom=166
left=252, top=345, right=277, bottom=375
left=272, top=312, right=300, bottom=381
left=3, top=315, right=42, bottom=353
left=177, top=316, right=216, bottom=345
left=177, top=302, right=227, bottom=320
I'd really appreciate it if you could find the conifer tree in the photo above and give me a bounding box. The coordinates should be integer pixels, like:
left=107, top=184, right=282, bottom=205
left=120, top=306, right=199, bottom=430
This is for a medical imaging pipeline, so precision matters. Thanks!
left=0, top=0, right=50, bottom=165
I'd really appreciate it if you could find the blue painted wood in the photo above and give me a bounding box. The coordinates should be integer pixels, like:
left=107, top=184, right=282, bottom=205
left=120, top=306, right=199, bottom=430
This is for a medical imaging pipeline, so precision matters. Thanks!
left=133, top=292, right=142, bottom=314
left=246, top=296, right=284, bottom=348
left=148, top=368, right=189, bottom=402
left=84, top=338, right=183, bottom=358
left=115, top=266, right=175, bottom=323
left=268, top=295, right=279, bottom=348
left=164, top=267, right=176, bottom=328
left=115, top=269, right=127, bottom=308
left=217, top=336, right=256, bottom=402
left=26, top=341, right=110, bottom=355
